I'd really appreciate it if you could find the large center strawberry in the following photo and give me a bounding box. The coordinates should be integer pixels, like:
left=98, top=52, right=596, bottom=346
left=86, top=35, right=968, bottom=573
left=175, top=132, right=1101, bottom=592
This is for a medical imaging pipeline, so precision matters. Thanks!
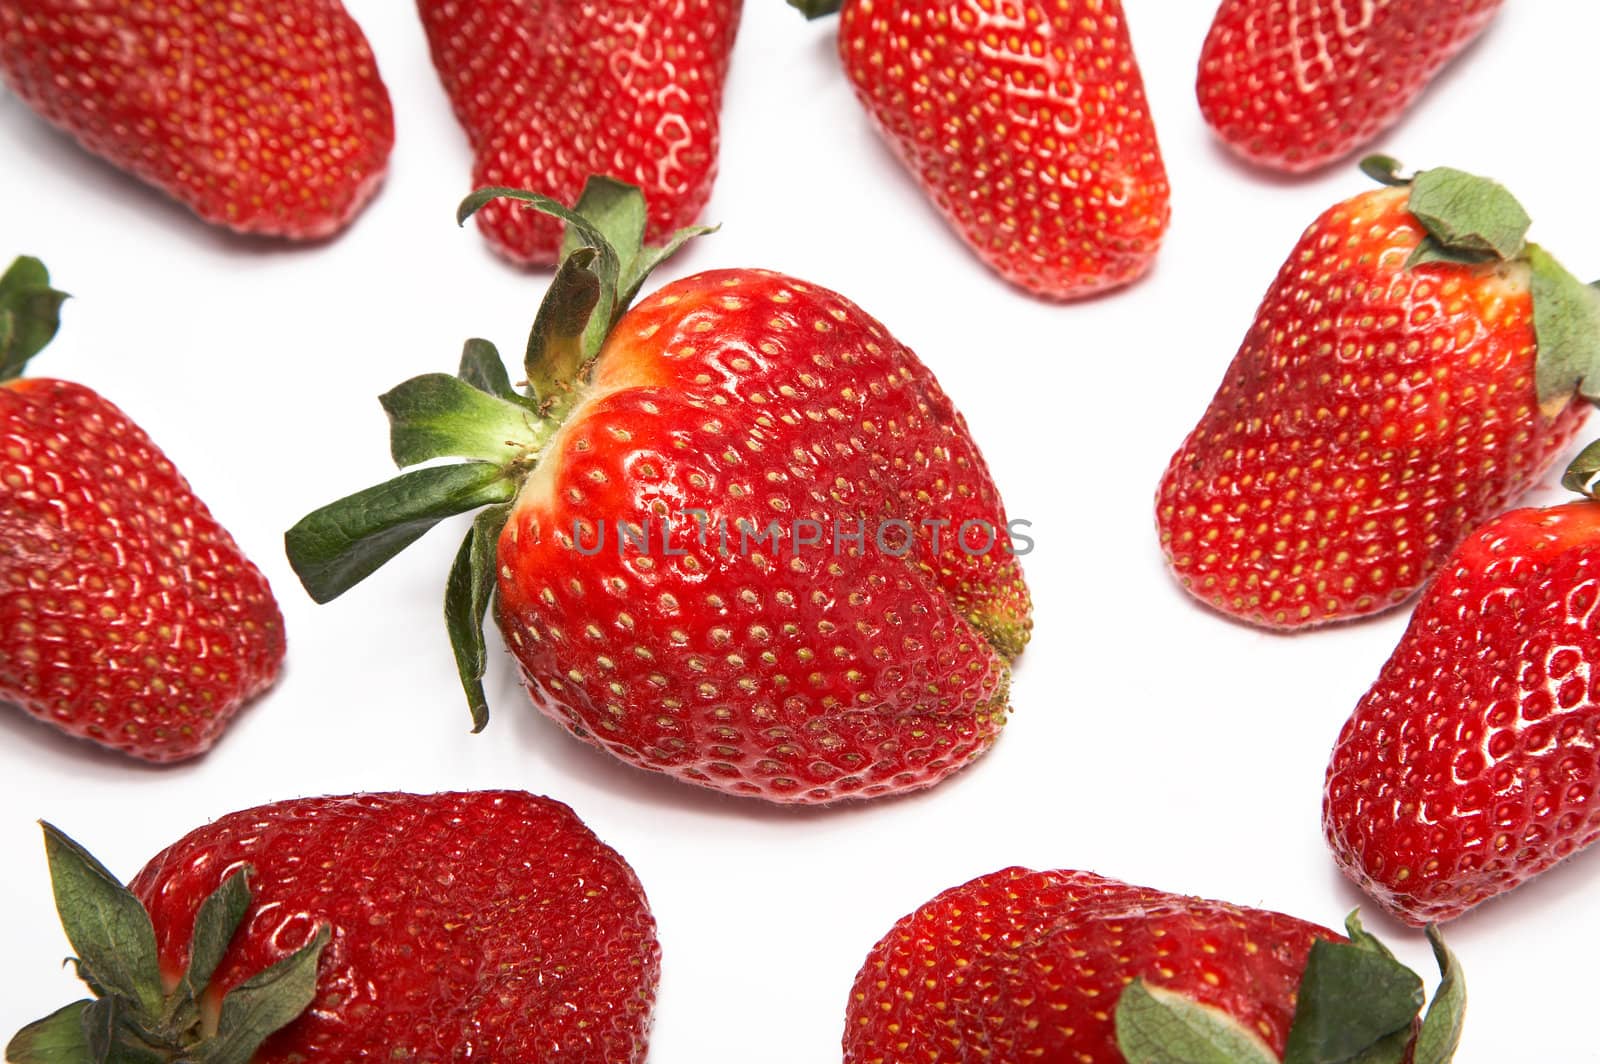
left=287, top=180, right=1031, bottom=803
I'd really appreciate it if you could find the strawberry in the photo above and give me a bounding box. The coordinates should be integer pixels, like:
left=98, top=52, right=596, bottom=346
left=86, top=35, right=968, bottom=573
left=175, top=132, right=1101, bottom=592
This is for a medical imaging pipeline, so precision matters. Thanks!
left=6, top=791, right=658, bottom=1063
left=844, top=866, right=1465, bottom=1064
left=0, top=0, right=393, bottom=239
left=793, top=0, right=1170, bottom=300
left=418, top=0, right=739, bottom=265
left=1325, top=443, right=1600, bottom=925
left=0, top=257, right=283, bottom=761
left=1198, top=0, right=1503, bottom=174
left=1157, top=159, right=1600, bottom=629
left=286, top=179, right=1031, bottom=803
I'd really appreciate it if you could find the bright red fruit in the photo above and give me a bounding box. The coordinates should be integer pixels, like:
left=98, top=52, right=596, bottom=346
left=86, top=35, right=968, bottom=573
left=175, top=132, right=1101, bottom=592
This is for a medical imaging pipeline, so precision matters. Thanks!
left=797, top=0, right=1169, bottom=299
left=418, top=0, right=739, bottom=265
left=0, top=258, right=283, bottom=761
left=1197, top=0, right=1504, bottom=173
left=844, top=867, right=1463, bottom=1063
left=0, top=0, right=393, bottom=239
left=1158, top=161, right=1600, bottom=629
left=1325, top=473, right=1600, bottom=925
left=287, top=181, right=1031, bottom=804
left=7, top=792, right=658, bottom=1063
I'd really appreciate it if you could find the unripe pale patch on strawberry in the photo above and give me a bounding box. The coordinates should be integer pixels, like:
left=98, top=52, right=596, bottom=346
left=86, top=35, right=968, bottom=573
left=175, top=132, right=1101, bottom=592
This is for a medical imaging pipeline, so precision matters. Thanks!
left=1157, top=161, right=1600, bottom=630
left=287, top=179, right=1032, bottom=804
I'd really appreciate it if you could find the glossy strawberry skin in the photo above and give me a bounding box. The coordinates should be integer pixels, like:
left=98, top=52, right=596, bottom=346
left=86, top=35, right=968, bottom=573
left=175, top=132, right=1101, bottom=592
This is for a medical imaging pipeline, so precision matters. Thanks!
left=1198, top=0, right=1503, bottom=174
left=494, top=269, right=1031, bottom=803
left=127, top=791, right=659, bottom=1062
left=0, top=0, right=394, bottom=239
left=0, top=378, right=284, bottom=761
left=844, top=867, right=1339, bottom=1062
left=418, top=0, right=739, bottom=265
left=1157, top=186, right=1586, bottom=629
left=837, top=0, right=1169, bottom=299
left=1325, top=501, right=1600, bottom=925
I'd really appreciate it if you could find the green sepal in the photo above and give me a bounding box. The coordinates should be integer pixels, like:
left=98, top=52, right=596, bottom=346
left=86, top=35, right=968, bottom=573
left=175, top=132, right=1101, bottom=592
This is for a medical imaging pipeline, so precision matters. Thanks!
left=5, top=1001, right=94, bottom=1063
left=457, top=339, right=522, bottom=403
left=1359, top=155, right=1411, bottom=188
left=0, top=256, right=69, bottom=383
left=1114, top=979, right=1278, bottom=1064
left=1413, top=926, right=1465, bottom=1064
left=1561, top=438, right=1600, bottom=497
left=1403, top=238, right=1497, bottom=272
left=192, top=925, right=330, bottom=1064
left=379, top=373, right=544, bottom=469
left=560, top=176, right=717, bottom=325
left=285, top=463, right=517, bottom=604
left=524, top=246, right=604, bottom=417
left=41, top=824, right=164, bottom=1019
left=11, top=829, right=325, bottom=1064
left=1281, top=931, right=1423, bottom=1064
left=444, top=503, right=512, bottom=732
left=1529, top=244, right=1600, bottom=416
left=167, top=870, right=252, bottom=1030
left=1405, top=167, right=1531, bottom=262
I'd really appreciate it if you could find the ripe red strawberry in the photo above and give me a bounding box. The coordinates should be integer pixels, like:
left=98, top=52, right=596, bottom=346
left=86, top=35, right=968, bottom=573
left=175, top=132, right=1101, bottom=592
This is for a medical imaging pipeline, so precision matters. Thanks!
left=1325, top=446, right=1600, bottom=924
left=1157, top=160, right=1600, bottom=629
left=418, top=0, right=739, bottom=265
left=287, top=179, right=1031, bottom=803
left=0, top=257, right=283, bottom=761
left=1198, top=0, right=1503, bottom=174
left=0, top=0, right=393, bottom=239
left=6, top=791, right=658, bottom=1063
left=794, top=0, right=1169, bottom=300
left=844, top=866, right=1464, bottom=1064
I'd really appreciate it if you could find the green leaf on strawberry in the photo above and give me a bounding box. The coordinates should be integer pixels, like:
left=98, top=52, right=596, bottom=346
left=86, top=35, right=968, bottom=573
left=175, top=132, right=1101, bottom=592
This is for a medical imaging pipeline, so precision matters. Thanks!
left=288, top=177, right=712, bottom=720
left=7, top=825, right=329, bottom=1064
left=0, top=256, right=69, bottom=383
left=1114, top=914, right=1463, bottom=1064
left=1528, top=244, right=1600, bottom=415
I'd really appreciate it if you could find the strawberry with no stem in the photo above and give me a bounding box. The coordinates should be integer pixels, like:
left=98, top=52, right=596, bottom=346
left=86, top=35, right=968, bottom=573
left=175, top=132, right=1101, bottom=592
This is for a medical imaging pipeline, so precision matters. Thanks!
left=844, top=866, right=1465, bottom=1064
left=6, top=791, right=658, bottom=1062
left=1158, top=159, right=1600, bottom=629
left=1198, top=0, right=1503, bottom=174
left=0, top=0, right=393, bottom=239
left=418, top=0, right=739, bottom=265
left=792, top=0, right=1169, bottom=300
left=0, top=258, right=284, bottom=761
left=286, top=179, right=1031, bottom=804
left=1325, top=441, right=1600, bottom=925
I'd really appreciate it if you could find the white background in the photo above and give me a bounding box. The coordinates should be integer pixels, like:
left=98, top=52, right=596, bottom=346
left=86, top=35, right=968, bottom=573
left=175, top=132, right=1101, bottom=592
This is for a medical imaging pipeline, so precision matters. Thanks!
left=3, top=2, right=1600, bottom=1060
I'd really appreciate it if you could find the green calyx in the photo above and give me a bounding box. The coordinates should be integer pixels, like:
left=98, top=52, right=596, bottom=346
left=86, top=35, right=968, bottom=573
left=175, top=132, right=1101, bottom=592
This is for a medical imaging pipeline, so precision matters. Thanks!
left=1115, top=912, right=1465, bottom=1064
left=786, top=0, right=844, bottom=19
left=1361, top=157, right=1600, bottom=418
left=0, top=256, right=69, bottom=384
left=285, top=177, right=712, bottom=729
left=6, top=824, right=328, bottom=1064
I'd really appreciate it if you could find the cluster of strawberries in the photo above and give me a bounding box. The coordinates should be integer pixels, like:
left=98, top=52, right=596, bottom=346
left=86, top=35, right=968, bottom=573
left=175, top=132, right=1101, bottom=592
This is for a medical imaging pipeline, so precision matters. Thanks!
left=3, top=0, right=1597, bottom=1061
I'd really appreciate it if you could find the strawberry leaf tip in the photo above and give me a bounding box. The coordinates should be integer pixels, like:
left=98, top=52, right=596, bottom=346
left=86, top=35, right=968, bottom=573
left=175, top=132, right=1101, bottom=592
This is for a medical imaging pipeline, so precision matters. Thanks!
left=0, top=256, right=70, bottom=383
left=786, top=0, right=844, bottom=20
left=1561, top=438, right=1600, bottom=497
left=1529, top=244, right=1600, bottom=416
left=1404, top=167, right=1530, bottom=263
left=1112, top=916, right=1464, bottom=1064
left=286, top=177, right=712, bottom=722
left=7, top=825, right=328, bottom=1064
